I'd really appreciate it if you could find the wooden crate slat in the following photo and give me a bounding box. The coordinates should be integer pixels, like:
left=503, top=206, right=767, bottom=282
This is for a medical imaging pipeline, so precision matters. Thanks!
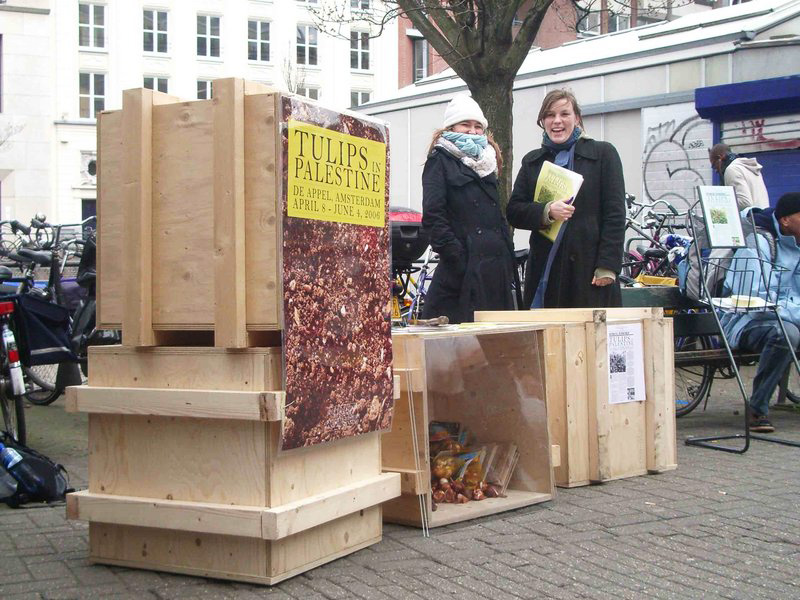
left=263, top=473, right=400, bottom=539
left=65, top=386, right=284, bottom=421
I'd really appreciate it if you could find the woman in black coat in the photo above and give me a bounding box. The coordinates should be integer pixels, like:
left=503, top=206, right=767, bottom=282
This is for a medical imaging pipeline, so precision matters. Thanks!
left=507, top=90, right=625, bottom=309
left=421, top=95, right=517, bottom=324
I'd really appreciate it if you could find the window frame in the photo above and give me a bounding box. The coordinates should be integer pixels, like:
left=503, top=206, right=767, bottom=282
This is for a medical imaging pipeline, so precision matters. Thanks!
left=143, top=8, right=168, bottom=54
left=247, top=19, right=271, bottom=63
left=412, top=38, right=428, bottom=83
left=350, top=90, right=371, bottom=108
left=351, top=0, right=370, bottom=10
left=350, top=30, right=370, bottom=71
left=79, top=71, right=106, bottom=119
left=296, top=24, right=318, bottom=67
left=196, top=14, right=222, bottom=59
left=143, top=76, right=169, bottom=93
left=296, top=86, right=320, bottom=101
left=197, top=79, right=213, bottom=100
left=79, top=2, right=106, bottom=50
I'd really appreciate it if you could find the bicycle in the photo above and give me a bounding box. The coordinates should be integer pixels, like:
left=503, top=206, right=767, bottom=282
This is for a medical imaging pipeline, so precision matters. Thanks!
left=0, top=289, right=28, bottom=445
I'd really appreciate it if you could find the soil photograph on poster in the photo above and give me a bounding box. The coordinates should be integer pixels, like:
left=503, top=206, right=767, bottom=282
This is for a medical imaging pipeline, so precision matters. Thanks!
left=280, top=96, right=393, bottom=450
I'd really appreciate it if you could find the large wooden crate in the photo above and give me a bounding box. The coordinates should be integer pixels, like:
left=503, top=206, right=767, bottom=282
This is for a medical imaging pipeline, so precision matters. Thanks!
left=98, top=78, right=285, bottom=347
left=382, top=325, right=555, bottom=528
left=65, top=346, right=400, bottom=585
left=475, top=309, right=676, bottom=487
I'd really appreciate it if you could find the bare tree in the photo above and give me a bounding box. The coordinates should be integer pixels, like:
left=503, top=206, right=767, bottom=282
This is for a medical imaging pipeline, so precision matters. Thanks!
left=314, top=1, right=689, bottom=209
left=282, top=43, right=307, bottom=94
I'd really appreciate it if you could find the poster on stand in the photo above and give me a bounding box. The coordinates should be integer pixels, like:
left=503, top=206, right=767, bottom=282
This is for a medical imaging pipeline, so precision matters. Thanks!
left=697, top=186, right=746, bottom=249
left=607, top=323, right=646, bottom=405
left=279, top=96, right=394, bottom=450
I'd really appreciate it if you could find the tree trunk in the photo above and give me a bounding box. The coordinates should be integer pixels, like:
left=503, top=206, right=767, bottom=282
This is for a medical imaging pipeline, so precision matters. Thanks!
left=468, top=76, right=516, bottom=214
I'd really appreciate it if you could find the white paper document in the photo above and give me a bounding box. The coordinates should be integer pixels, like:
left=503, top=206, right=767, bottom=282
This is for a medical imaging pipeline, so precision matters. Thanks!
left=606, top=323, right=646, bottom=404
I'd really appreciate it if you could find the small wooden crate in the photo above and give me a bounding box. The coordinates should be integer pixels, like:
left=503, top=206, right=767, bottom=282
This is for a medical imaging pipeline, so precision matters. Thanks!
left=475, top=309, right=676, bottom=487
left=382, top=325, right=555, bottom=528
left=66, top=346, right=400, bottom=585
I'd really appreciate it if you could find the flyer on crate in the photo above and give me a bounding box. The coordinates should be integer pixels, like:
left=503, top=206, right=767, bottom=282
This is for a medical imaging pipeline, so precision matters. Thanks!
left=606, top=322, right=646, bottom=405
left=533, top=161, right=584, bottom=242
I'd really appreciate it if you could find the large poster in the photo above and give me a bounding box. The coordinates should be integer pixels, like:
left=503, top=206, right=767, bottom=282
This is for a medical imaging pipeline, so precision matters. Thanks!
left=280, top=96, right=394, bottom=450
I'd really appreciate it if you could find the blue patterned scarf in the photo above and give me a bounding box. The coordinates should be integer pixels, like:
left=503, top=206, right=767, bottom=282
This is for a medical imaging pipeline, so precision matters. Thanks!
left=442, top=131, right=488, bottom=159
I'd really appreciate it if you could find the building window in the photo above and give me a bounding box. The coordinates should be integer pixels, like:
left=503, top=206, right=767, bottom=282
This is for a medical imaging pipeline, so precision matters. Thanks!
left=79, top=3, right=105, bottom=49
left=143, top=9, right=168, bottom=53
left=79, top=72, right=105, bottom=119
left=578, top=11, right=600, bottom=35
left=296, top=0, right=319, bottom=4
left=608, top=12, right=631, bottom=33
left=351, top=0, right=370, bottom=9
left=350, top=90, right=371, bottom=108
left=248, top=20, right=270, bottom=62
left=412, top=39, right=428, bottom=82
left=297, top=25, right=318, bottom=66
left=297, top=86, right=319, bottom=100
left=143, top=76, right=168, bottom=93
left=197, top=15, right=221, bottom=58
left=197, top=80, right=213, bottom=100
left=350, top=31, right=369, bottom=70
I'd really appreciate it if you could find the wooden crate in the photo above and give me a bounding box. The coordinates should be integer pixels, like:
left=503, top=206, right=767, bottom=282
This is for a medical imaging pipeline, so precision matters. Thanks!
left=66, top=346, right=400, bottom=585
left=382, top=325, right=555, bottom=528
left=98, top=79, right=285, bottom=347
left=475, top=309, right=677, bottom=487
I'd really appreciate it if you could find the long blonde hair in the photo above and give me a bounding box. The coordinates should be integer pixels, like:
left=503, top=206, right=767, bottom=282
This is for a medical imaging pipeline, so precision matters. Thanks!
left=427, top=127, right=504, bottom=174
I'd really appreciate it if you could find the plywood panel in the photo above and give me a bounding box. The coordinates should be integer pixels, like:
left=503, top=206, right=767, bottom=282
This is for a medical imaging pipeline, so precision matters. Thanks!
left=151, top=100, right=215, bottom=327
left=644, top=316, right=677, bottom=473
left=90, top=523, right=268, bottom=582
left=244, top=93, right=280, bottom=329
left=97, top=110, right=124, bottom=329
left=89, top=414, right=268, bottom=505
left=269, top=429, right=381, bottom=506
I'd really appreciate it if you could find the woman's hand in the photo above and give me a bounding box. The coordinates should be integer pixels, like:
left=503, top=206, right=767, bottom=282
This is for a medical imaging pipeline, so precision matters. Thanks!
left=548, top=200, right=575, bottom=222
left=591, top=276, right=614, bottom=287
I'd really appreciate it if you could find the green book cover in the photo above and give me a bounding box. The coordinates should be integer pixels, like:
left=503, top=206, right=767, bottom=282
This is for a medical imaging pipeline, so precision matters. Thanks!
left=533, top=161, right=584, bottom=242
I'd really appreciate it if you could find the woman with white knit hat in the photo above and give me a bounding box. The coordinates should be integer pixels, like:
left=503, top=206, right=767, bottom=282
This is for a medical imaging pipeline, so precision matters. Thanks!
left=420, top=94, right=518, bottom=324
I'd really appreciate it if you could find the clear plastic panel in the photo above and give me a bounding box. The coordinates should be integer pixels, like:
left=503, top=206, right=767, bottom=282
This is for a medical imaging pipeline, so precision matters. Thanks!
left=423, top=330, right=550, bottom=493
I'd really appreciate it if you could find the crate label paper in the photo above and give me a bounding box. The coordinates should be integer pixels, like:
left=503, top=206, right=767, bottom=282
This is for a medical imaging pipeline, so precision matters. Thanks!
left=287, top=120, right=386, bottom=228
left=607, top=323, right=646, bottom=404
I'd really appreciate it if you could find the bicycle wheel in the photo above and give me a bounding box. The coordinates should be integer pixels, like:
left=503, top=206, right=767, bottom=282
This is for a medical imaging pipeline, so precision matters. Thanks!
left=675, top=336, right=715, bottom=417
left=0, top=389, right=25, bottom=445
left=23, top=364, right=63, bottom=406
left=784, top=362, right=800, bottom=405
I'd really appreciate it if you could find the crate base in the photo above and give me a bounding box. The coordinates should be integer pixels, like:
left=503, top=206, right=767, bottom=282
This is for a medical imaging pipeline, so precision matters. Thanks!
left=383, top=489, right=551, bottom=529
left=87, top=507, right=382, bottom=585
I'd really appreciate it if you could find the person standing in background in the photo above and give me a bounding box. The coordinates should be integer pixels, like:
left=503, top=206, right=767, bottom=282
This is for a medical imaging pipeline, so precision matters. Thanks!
left=709, top=143, right=770, bottom=210
left=507, top=89, right=626, bottom=309
left=420, top=95, right=518, bottom=324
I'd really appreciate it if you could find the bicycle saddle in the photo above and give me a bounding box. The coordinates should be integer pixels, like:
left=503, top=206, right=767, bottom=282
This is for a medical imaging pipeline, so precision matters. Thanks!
left=0, top=265, right=12, bottom=281
left=642, top=248, right=668, bottom=260
left=16, top=248, right=51, bottom=266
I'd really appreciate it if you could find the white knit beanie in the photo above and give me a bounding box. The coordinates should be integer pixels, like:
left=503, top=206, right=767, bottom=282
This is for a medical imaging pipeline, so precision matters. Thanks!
left=442, top=95, right=487, bottom=130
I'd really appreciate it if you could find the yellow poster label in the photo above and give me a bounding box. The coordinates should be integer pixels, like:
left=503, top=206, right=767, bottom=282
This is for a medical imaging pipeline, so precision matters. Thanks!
left=287, top=120, right=386, bottom=227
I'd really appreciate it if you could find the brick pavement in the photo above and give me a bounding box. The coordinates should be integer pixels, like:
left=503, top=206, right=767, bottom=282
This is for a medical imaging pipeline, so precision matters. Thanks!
left=2, top=365, right=800, bottom=599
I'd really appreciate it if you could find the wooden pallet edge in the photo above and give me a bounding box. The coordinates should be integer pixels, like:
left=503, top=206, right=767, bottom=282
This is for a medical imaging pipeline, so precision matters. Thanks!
left=65, top=386, right=284, bottom=421
left=263, top=472, right=400, bottom=539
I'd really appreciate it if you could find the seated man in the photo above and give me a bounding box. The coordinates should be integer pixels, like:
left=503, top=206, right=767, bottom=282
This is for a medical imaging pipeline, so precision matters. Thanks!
left=721, top=192, right=800, bottom=433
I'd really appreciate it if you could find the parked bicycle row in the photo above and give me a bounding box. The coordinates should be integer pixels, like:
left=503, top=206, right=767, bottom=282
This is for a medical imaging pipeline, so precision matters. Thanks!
left=0, top=215, right=120, bottom=446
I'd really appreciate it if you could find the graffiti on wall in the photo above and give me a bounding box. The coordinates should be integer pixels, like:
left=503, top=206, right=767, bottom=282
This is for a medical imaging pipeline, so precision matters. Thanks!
left=723, top=115, right=800, bottom=153
left=641, top=103, right=713, bottom=210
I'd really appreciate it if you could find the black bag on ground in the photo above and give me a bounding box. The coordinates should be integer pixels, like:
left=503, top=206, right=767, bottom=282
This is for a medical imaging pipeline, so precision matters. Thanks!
left=0, top=433, right=72, bottom=508
left=13, top=294, right=77, bottom=367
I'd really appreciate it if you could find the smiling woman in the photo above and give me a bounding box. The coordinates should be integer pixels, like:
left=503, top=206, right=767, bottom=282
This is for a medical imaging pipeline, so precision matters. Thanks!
left=507, top=89, right=626, bottom=309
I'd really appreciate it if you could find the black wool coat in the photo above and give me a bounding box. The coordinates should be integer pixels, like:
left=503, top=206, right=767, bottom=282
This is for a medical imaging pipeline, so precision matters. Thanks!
left=421, top=147, right=517, bottom=324
left=507, top=138, right=626, bottom=309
